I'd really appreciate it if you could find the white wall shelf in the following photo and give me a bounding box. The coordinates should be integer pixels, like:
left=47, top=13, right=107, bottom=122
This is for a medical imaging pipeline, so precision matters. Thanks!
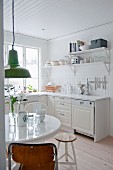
left=44, top=47, right=110, bottom=75
left=44, top=61, right=110, bottom=75
left=69, top=47, right=109, bottom=55
left=69, top=47, right=110, bottom=75
left=70, top=61, right=110, bottom=75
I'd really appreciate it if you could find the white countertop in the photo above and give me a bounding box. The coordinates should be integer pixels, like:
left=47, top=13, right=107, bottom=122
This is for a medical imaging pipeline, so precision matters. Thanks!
left=24, top=92, right=109, bottom=101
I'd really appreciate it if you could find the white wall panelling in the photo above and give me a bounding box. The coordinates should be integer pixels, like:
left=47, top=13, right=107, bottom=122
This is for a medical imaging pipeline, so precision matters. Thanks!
left=48, top=22, right=113, bottom=136
left=3, top=0, right=113, bottom=40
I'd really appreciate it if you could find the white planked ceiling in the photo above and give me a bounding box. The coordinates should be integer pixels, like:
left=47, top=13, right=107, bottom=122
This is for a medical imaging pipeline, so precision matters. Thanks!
left=3, top=0, right=113, bottom=40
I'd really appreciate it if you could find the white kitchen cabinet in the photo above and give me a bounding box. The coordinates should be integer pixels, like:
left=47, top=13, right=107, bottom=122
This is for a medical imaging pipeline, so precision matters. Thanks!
left=71, top=98, right=109, bottom=142
left=55, top=97, right=72, bottom=127
left=72, top=103, right=94, bottom=136
left=47, top=95, right=55, bottom=116
left=38, top=95, right=47, bottom=105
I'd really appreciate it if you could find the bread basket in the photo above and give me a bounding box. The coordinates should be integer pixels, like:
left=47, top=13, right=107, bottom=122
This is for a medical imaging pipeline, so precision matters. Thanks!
left=43, top=85, right=61, bottom=92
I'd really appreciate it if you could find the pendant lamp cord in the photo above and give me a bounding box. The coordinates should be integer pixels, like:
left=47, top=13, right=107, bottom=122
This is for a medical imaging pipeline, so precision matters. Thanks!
left=12, top=0, right=15, bottom=49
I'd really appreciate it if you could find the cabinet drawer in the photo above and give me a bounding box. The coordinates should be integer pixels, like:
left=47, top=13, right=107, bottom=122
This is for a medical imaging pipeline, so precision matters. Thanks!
left=55, top=97, right=71, bottom=104
left=55, top=109, right=70, bottom=116
left=55, top=101, right=71, bottom=112
left=55, top=111, right=71, bottom=127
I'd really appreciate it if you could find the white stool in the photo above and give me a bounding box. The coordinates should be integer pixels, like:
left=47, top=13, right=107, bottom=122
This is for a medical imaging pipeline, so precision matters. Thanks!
left=55, top=132, right=77, bottom=169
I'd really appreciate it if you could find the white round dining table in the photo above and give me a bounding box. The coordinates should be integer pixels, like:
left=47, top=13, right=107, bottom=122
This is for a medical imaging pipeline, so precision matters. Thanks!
left=5, top=114, right=61, bottom=144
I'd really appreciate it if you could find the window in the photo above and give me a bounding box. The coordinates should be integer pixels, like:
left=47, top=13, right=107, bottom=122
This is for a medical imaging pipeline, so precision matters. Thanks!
left=4, top=44, right=39, bottom=92
left=25, top=48, right=39, bottom=90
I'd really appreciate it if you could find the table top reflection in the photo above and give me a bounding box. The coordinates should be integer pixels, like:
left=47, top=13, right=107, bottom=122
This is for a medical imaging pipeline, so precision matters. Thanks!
left=5, top=114, right=61, bottom=144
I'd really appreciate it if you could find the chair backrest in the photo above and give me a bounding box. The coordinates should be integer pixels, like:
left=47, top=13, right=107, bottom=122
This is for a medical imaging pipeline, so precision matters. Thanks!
left=24, top=102, right=47, bottom=114
left=8, top=143, right=58, bottom=170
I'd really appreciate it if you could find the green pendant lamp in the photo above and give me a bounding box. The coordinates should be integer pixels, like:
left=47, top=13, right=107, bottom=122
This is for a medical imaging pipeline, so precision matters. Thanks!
left=5, top=0, right=31, bottom=78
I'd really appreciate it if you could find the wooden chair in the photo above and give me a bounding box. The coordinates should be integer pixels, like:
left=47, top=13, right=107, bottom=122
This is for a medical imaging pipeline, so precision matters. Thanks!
left=8, top=142, right=58, bottom=170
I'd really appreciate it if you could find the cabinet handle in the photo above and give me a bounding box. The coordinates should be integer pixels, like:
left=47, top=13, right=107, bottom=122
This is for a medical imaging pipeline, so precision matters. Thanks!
left=80, top=101, right=84, bottom=104
left=60, top=102, right=64, bottom=105
left=60, top=97, right=64, bottom=100
left=60, top=113, right=64, bottom=116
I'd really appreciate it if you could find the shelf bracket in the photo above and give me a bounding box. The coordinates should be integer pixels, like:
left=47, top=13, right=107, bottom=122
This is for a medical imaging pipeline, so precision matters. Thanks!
left=104, top=63, right=110, bottom=75
left=70, top=65, right=76, bottom=76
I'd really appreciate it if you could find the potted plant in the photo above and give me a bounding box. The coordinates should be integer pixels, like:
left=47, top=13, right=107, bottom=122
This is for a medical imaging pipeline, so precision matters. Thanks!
left=27, top=85, right=37, bottom=93
left=10, top=95, right=18, bottom=113
left=27, top=85, right=33, bottom=93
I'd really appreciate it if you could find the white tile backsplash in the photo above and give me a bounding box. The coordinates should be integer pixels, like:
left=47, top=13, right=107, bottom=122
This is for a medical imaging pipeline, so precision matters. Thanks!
left=49, top=75, right=109, bottom=97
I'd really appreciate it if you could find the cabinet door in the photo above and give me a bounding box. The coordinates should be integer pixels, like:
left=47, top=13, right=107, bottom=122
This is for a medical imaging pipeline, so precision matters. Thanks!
left=47, top=96, right=55, bottom=116
left=55, top=109, right=71, bottom=127
left=72, top=105, right=94, bottom=135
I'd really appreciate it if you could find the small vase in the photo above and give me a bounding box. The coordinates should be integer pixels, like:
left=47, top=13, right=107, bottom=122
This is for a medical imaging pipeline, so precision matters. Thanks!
left=9, top=112, right=16, bottom=125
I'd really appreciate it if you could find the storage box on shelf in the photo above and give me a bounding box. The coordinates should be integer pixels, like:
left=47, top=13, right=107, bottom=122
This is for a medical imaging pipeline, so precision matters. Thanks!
left=91, top=39, right=107, bottom=49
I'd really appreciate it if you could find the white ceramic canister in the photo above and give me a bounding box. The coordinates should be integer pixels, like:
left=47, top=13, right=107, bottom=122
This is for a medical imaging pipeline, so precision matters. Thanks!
left=17, top=111, right=28, bottom=127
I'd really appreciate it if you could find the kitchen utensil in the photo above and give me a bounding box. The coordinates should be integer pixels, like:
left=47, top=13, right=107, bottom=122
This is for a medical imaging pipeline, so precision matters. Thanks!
left=104, top=76, right=107, bottom=89
left=94, top=77, right=97, bottom=90
left=98, top=78, right=101, bottom=88
left=97, top=77, right=99, bottom=88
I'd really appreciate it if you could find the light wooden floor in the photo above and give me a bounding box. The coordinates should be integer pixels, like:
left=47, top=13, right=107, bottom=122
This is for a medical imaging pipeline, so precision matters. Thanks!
left=47, top=132, right=113, bottom=170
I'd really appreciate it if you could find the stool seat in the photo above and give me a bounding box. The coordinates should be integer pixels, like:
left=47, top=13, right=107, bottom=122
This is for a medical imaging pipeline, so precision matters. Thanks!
left=55, top=132, right=77, bottom=143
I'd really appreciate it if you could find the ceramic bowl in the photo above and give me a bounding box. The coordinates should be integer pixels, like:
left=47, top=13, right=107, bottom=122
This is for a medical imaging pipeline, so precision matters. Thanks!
left=51, top=61, right=60, bottom=66
left=59, top=60, right=65, bottom=65
left=79, top=44, right=90, bottom=51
